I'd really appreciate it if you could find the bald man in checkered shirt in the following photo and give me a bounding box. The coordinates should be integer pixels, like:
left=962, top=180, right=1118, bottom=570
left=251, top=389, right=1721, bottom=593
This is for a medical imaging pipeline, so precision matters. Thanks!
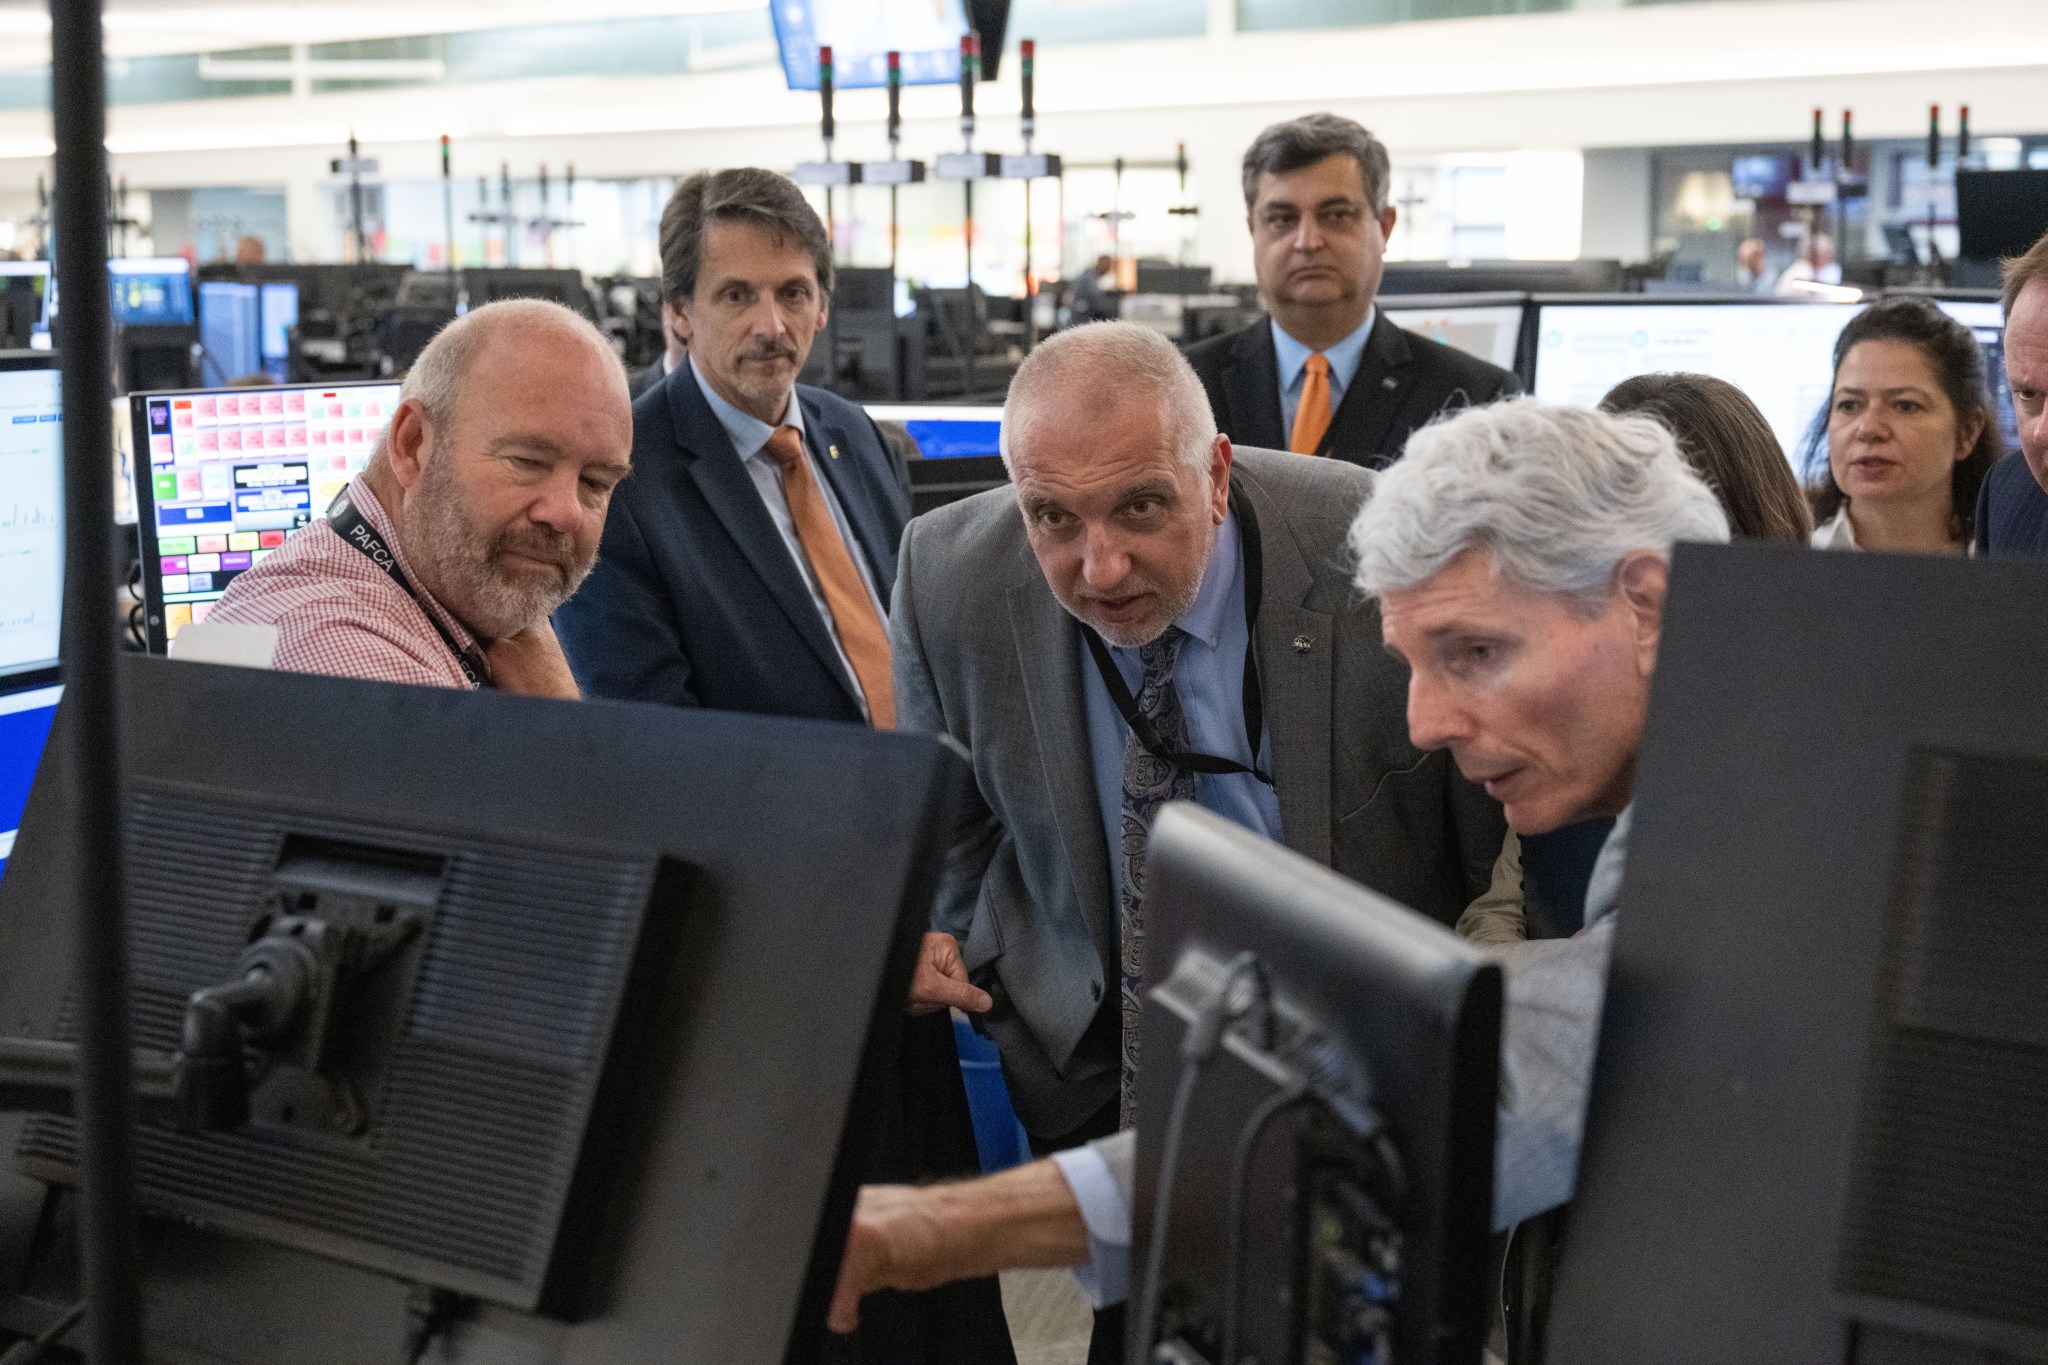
left=205, top=299, right=634, bottom=696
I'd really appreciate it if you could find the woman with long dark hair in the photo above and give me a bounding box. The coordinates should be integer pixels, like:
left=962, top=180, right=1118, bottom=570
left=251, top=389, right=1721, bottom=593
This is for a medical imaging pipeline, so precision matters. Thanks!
left=1803, top=296, right=2003, bottom=553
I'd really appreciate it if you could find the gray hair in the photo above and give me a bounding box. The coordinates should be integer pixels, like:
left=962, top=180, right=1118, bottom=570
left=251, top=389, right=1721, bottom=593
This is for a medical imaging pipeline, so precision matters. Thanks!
left=1242, top=113, right=1391, bottom=214
left=1350, top=398, right=1730, bottom=613
left=378, top=297, right=620, bottom=455
left=660, top=167, right=834, bottom=304
left=1000, top=321, right=1218, bottom=472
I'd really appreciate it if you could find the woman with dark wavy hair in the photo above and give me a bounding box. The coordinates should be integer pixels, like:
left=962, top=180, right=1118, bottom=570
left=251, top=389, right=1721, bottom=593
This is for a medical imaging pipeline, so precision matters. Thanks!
left=1802, top=296, right=2003, bottom=554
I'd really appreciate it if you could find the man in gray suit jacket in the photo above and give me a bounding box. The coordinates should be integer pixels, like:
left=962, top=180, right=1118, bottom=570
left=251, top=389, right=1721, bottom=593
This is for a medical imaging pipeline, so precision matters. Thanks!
left=895, top=323, right=1504, bottom=1157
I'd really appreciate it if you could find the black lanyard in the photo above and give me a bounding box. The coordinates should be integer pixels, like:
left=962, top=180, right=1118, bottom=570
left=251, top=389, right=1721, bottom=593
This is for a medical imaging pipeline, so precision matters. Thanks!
left=326, top=491, right=489, bottom=689
left=1080, top=482, right=1274, bottom=787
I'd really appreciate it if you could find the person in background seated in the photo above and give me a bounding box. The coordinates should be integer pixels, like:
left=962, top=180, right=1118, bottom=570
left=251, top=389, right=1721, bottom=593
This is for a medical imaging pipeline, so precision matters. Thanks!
left=1975, top=229, right=2048, bottom=556
left=1805, top=296, right=2001, bottom=554
left=1736, top=238, right=1773, bottom=294
left=1066, top=253, right=1119, bottom=325
left=1775, top=231, right=1840, bottom=293
left=204, top=298, right=630, bottom=697
left=1459, top=372, right=1808, bottom=947
left=829, top=400, right=1729, bottom=1338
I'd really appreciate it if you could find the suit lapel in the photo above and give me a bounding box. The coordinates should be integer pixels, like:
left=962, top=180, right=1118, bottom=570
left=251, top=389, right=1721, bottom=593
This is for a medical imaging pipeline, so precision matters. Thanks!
left=1321, top=312, right=1414, bottom=467
left=1223, top=321, right=1287, bottom=452
left=1237, top=463, right=1335, bottom=866
left=801, top=393, right=899, bottom=593
left=666, top=369, right=861, bottom=701
left=1007, top=577, right=1116, bottom=962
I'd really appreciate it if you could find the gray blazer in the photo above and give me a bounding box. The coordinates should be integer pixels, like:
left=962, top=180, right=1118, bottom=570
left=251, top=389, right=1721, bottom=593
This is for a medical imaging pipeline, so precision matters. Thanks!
left=890, top=446, right=1506, bottom=1136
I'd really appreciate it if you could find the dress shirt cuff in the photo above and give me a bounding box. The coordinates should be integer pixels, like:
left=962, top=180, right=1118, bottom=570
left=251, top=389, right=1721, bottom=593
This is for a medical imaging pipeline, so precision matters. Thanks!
left=1050, top=1143, right=1132, bottom=1309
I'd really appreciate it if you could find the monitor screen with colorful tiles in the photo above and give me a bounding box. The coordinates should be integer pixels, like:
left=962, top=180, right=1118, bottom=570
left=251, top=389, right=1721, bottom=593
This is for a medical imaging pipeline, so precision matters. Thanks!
left=131, top=381, right=402, bottom=653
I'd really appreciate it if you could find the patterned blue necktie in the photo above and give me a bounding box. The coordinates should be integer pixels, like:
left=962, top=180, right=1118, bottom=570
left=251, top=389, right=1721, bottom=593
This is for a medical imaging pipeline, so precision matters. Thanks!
left=1117, top=626, right=1197, bottom=1129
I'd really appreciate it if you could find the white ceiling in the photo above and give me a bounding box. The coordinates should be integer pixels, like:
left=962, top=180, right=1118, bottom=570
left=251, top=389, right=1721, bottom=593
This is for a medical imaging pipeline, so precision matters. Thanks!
left=0, top=0, right=768, bottom=60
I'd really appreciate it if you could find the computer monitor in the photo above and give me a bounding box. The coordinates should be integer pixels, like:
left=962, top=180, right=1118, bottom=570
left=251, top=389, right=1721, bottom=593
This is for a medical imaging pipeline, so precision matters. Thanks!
left=0, top=683, right=58, bottom=884
left=1548, top=542, right=2048, bottom=1365
left=0, top=263, right=52, bottom=351
left=1133, top=804, right=1502, bottom=1365
left=109, top=257, right=196, bottom=327
left=863, top=403, right=1003, bottom=459
left=0, top=653, right=969, bottom=1362
left=0, top=353, right=62, bottom=685
left=260, top=281, right=299, bottom=382
left=1932, top=295, right=2021, bottom=452
left=1530, top=296, right=1863, bottom=462
left=130, top=379, right=402, bottom=651
left=1955, top=168, right=2048, bottom=263
left=772, top=0, right=973, bottom=89
left=198, top=280, right=262, bottom=384
left=1382, top=292, right=1529, bottom=372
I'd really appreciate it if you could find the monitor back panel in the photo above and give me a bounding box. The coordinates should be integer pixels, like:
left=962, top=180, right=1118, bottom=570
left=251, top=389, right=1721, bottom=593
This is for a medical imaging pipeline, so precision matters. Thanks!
left=1547, top=544, right=2048, bottom=1365
left=0, top=656, right=967, bottom=1363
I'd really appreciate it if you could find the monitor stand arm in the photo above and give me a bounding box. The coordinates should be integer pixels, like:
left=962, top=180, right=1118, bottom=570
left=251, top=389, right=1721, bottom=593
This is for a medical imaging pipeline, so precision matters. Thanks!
left=0, top=914, right=353, bottom=1131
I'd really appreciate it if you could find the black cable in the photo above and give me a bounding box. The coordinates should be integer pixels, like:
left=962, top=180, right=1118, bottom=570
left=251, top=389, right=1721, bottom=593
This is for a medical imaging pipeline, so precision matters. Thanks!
left=0, top=1300, right=86, bottom=1365
left=1131, top=951, right=1267, bottom=1356
left=1218, top=1084, right=1317, bottom=1365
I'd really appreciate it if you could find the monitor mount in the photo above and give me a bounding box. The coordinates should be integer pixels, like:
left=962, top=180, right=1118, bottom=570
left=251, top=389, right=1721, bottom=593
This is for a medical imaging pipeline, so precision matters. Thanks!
left=0, top=905, right=420, bottom=1134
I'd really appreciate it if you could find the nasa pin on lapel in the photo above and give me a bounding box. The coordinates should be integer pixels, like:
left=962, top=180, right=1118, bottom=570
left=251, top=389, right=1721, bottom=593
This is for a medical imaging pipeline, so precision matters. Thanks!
left=828, top=443, right=841, bottom=460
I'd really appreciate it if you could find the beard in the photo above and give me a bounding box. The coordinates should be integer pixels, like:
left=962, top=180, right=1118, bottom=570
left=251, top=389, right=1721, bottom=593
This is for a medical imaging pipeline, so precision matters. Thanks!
left=404, top=455, right=595, bottom=641
left=724, top=339, right=803, bottom=414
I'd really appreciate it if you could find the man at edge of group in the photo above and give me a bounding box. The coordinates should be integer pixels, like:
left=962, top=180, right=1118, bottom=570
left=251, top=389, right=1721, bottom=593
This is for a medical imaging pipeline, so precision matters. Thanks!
left=204, top=297, right=628, bottom=698
left=830, top=399, right=1732, bottom=1352
left=1975, top=229, right=2048, bottom=556
left=1184, top=112, right=1517, bottom=468
left=552, top=167, right=1012, bottom=1364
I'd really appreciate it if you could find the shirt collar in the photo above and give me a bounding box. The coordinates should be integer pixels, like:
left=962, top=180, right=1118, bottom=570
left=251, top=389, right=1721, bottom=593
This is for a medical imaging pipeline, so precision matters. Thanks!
left=1109, top=511, right=1240, bottom=656
left=1272, top=308, right=1377, bottom=392
left=346, top=474, right=480, bottom=653
left=690, top=352, right=805, bottom=462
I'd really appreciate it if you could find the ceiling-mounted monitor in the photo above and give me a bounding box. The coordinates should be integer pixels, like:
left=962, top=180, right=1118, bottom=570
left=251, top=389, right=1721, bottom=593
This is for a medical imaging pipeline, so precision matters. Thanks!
left=772, top=0, right=1008, bottom=90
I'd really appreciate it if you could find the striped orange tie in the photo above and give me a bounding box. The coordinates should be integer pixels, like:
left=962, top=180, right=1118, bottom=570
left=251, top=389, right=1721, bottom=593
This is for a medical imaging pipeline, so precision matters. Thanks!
left=764, top=425, right=896, bottom=728
left=1289, top=351, right=1332, bottom=455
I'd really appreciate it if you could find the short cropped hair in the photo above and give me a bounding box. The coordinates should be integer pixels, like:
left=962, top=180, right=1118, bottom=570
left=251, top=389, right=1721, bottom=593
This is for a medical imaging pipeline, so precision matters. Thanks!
left=659, top=167, right=834, bottom=306
left=1241, top=113, right=1391, bottom=214
left=1350, top=398, right=1730, bottom=613
left=1001, top=321, right=1217, bottom=472
left=2003, top=227, right=2048, bottom=315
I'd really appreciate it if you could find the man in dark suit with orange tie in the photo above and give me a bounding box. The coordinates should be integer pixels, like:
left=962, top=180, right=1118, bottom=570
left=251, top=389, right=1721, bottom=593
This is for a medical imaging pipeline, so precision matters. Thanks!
left=1185, top=113, right=1518, bottom=468
left=554, top=168, right=1013, bottom=1363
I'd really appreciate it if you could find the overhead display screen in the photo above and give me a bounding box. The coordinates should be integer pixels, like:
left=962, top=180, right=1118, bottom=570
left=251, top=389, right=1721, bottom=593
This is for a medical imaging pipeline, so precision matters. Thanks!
left=772, top=0, right=971, bottom=90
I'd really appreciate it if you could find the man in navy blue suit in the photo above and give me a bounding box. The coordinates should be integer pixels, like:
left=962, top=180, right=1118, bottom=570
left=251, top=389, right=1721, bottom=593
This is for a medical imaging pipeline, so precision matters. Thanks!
left=558, top=167, right=913, bottom=725
left=555, top=167, right=1014, bottom=1364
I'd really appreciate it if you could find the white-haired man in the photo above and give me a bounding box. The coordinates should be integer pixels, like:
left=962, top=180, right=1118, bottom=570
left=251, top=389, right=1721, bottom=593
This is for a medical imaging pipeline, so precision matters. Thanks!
left=888, top=320, right=1505, bottom=1358
left=832, top=397, right=1730, bottom=1339
left=205, top=298, right=633, bottom=696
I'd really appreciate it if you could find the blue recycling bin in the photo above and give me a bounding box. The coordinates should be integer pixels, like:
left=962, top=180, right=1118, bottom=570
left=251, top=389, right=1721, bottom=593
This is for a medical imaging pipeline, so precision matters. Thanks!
left=952, top=1014, right=1031, bottom=1173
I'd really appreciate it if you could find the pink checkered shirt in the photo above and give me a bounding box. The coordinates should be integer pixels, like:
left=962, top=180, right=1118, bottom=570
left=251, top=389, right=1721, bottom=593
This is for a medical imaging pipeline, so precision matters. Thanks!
left=207, top=476, right=483, bottom=689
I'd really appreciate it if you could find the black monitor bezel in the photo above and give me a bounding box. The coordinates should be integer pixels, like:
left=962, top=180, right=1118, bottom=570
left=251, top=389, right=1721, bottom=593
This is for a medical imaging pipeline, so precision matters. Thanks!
left=128, top=378, right=402, bottom=656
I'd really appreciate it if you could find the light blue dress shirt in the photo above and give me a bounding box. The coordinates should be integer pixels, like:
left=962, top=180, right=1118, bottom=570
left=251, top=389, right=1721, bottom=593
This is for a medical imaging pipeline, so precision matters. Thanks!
left=1079, top=511, right=1284, bottom=912
left=1272, top=309, right=1375, bottom=441
left=689, top=355, right=886, bottom=716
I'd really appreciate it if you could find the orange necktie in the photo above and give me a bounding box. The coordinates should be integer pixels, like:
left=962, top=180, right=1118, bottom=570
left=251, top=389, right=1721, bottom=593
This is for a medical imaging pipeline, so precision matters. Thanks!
left=765, top=425, right=896, bottom=728
left=1289, top=351, right=1332, bottom=455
